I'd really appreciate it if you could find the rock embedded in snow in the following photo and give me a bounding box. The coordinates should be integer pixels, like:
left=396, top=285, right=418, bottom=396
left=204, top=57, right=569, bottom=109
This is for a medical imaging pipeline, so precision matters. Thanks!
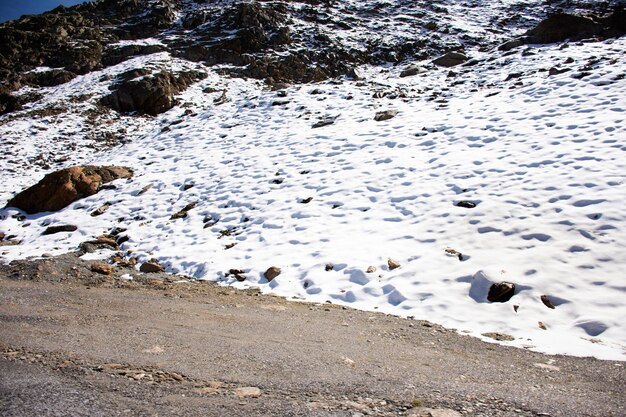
left=312, top=118, right=336, bottom=128
left=91, top=203, right=111, bottom=217
left=455, top=201, right=476, bottom=209
left=264, top=266, right=281, bottom=281
left=6, top=166, right=133, bottom=214
left=228, top=269, right=246, bottom=282
left=487, top=282, right=516, bottom=303
left=387, top=258, right=401, bottom=271
left=540, top=295, right=556, bottom=309
left=400, top=65, right=426, bottom=77
left=170, top=202, right=197, bottom=220
left=41, top=225, right=78, bottom=235
left=140, top=261, right=164, bottom=274
left=432, top=52, right=468, bottom=67
left=374, top=110, right=398, bottom=121
left=366, top=266, right=376, bottom=273
left=482, top=332, right=515, bottom=341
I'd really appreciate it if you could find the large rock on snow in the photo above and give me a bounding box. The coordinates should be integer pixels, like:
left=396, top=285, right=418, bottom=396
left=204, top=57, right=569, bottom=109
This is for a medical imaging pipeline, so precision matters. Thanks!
left=432, top=52, right=468, bottom=67
left=100, top=69, right=206, bottom=115
left=499, top=10, right=626, bottom=51
left=525, top=14, right=603, bottom=44
left=6, top=165, right=133, bottom=214
left=469, top=270, right=516, bottom=303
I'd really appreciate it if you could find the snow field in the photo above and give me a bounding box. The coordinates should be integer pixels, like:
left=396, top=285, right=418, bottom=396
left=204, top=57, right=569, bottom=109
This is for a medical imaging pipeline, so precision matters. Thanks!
left=1, top=37, right=625, bottom=360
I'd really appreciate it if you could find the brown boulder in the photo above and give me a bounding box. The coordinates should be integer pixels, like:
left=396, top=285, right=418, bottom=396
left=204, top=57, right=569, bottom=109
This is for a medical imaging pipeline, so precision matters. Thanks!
left=91, top=262, right=113, bottom=275
left=264, top=266, right=281, bottom=281
left=6, top=166, right=133, bottom=214
left=140, top=261, right=164, bottom=273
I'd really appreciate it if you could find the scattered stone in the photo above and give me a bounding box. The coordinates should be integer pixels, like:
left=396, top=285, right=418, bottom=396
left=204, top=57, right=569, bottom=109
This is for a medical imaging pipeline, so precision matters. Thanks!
left=91, top=203, right=111, bottom=217
left=411, top=407, right=462, bottom=417
left=299, top=197, right=313, bottom=204
left=513, top=304, right=520, bottom=312
left=169, top=372, right=184, bottom=381
left=325, top=263, right=334, bottom=271
left=312, top=117, right=336, bottom=128
left=487, top=282, right=516, bottom=303
left=137, top=184, right=153, bottom=195
left=482, top=332, right=515, bottom=341
left=182, top=183, right=194, bottom=191
left=42, top=225, right=78, bottom=235
left=538, top=321, right=548, bottom=330
left=444, top=248, right=464, bottom=261
left=264, top=266, right=281, bottom=281
left=387, top=258, right=401, bottom=271
left=140, top=261, right=164, bottom=273
left=455, top=200, right=476, bottom=208
left=374, top=110, right=398, bottom=121
left=170, top=202, right=197, bottom=220
left=535, top=362, right=560, bottom=372
left=90, top=262, right=113, bottom=275
left=366, top=266, right=376, bottom=273
left=432, top=52, right=468, bottom=67
left=540, top=295, right=556, bottom=309
left=549, top=67, right=571, bottom=76
left=193, top=386, right=220, bottom=395
left=6, top=166, right=133, bottom=214
left=234, top=387, right=261, bottom=398
left=228, top=269, right=246, bottom=282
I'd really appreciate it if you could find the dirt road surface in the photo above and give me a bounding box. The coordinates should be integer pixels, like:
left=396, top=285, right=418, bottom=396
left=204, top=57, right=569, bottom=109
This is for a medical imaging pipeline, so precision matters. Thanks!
left=0, top=253, right=624, bottom=416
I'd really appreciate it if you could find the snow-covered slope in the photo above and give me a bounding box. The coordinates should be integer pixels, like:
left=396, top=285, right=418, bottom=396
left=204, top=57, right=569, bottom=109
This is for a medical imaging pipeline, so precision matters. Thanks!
left=1, top=0, right=625, bottom=360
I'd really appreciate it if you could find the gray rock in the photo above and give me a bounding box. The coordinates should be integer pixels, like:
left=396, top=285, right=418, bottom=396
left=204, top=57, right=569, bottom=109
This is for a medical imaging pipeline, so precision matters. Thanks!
left=432, top=52, right=468, bottom=67
left=374, top=110, right=398, bottom=121
left=400, top=65, right=425, bottom=77
left=42, top=225, right=78, bottom=235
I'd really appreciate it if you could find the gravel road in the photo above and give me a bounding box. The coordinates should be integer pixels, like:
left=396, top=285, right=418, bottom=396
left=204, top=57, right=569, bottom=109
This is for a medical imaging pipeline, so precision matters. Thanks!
left=0, top=253, right=624, bottom=416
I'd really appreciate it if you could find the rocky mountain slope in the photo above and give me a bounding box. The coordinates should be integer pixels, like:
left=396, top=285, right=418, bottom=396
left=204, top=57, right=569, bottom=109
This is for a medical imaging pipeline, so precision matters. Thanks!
left=1, top=0, right=625, bottom=360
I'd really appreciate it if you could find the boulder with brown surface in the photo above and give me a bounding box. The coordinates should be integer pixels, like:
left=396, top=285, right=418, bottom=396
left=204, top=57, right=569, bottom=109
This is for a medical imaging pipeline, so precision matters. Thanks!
left=5, top=166, right=133, bottom=214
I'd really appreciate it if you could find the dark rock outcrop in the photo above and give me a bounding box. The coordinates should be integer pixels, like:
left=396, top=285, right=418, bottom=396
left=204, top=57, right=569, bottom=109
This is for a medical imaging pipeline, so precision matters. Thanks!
left=500, top=8, right=626, bottom=50
left=432, top=52, right=468, bottom=67
left=6, top=165, right=133, bottom=214
left=101, top=69, right=206, bottom=115
left=526, top=14, right=603, bottom=44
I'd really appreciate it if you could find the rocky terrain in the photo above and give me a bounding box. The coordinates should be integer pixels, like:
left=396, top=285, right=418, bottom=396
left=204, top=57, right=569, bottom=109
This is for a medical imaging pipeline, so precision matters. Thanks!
left=1, top=1, right=626, bottom=412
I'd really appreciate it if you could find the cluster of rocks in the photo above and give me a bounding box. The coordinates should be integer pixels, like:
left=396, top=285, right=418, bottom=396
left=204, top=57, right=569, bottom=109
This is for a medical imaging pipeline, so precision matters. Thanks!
left=0, top=0, right=624, bottom=117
